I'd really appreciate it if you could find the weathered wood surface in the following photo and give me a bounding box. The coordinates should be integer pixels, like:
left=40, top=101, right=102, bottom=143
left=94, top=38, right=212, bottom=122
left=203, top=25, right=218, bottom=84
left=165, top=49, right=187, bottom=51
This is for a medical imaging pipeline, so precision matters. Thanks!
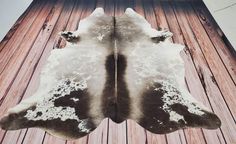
left=0, top=0, right=235, bottom=143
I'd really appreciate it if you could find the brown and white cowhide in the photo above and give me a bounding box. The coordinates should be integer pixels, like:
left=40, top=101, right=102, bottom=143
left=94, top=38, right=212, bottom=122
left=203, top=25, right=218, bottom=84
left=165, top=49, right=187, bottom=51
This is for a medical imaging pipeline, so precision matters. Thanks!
left=0, top=8, right=221, bottom=139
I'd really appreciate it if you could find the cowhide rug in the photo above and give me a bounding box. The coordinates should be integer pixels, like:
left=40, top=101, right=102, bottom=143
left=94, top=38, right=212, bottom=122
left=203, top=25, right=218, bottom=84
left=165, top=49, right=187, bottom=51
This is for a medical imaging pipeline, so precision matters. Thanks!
left=0, top=8, right=221, bottom=139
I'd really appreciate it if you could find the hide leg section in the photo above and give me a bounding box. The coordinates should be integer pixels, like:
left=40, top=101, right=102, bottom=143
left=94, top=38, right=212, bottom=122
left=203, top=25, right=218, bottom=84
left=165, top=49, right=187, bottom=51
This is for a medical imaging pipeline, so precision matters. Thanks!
left=0, top=78, right=100, bottom=139
left=138, top=82, right=221, bottom=134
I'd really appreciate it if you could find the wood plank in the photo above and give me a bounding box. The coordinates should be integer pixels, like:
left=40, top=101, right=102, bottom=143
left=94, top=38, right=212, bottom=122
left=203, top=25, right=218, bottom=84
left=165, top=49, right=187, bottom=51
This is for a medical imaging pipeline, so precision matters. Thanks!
left=146, top=131, right=167, bottom=144
left=190, top=0, right=236, bottom=85
left=104, top=0, right=115, bottom=16
left=152, top=0, right=169, bottom=30
left=0, top=0, right=56, bottom=103
left=22, top=129, right=45, bottom=144
left=0, top=0, right=57, bottom=142
left=1, top=129, right=27, bottom=144
left=127, top=120, right=146, bottom=144
left=43, top=134, right=66, bottom=144
left=171, top=1, right=235, bottom=144
left=88, top=119, right=108, bottom=144
left=0, top=0, right=36, bottom=51
left=57, top=0, right=84, bottom=49
left=0, top=0, right=46, bottom=75
left=142, top=0, right=157, bottom=29
left=183, top=0, right=236, bottom=120
left=0, top=0, right=77, bottom=143
left=134, top=0, right=144, bottom=17
left=66, top=136, right=88, bottom=144
left=107, top=120, right=126, bottom=144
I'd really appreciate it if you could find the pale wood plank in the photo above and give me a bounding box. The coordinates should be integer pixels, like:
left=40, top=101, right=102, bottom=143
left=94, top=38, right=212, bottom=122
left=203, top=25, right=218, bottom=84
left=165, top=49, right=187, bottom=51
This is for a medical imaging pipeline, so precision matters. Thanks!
left=127, top=120, right=146, bottom=144
left=107, top=120, right=126, bottom=144
left=1, top=129, right=27, bottom=144
left=43, top=134, right=66, bottom=144
left=146, top=131, right=167, bottom=144
left=22, top=129, right=45, bottom=144
left=88, top=119, right=108, bottom=144
left=66, top=136, right=88, bottom=144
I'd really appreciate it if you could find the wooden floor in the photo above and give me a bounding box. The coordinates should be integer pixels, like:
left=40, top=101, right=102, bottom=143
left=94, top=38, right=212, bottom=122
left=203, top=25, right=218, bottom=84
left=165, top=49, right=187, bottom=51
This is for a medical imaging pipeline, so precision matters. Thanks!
left=0, top=0, right=236, bottom=143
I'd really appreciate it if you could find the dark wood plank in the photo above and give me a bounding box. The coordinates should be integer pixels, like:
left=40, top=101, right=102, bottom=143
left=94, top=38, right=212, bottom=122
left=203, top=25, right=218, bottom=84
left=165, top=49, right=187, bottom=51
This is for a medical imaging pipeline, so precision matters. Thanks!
left=104, top=0, right=115, bottom=16
left=96, top=0, right=105, bottom=8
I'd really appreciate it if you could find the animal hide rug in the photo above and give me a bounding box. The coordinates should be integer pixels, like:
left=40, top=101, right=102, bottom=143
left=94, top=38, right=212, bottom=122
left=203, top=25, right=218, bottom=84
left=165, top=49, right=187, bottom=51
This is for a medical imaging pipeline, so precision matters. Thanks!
left=0, top=8, right=221, bottom=140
